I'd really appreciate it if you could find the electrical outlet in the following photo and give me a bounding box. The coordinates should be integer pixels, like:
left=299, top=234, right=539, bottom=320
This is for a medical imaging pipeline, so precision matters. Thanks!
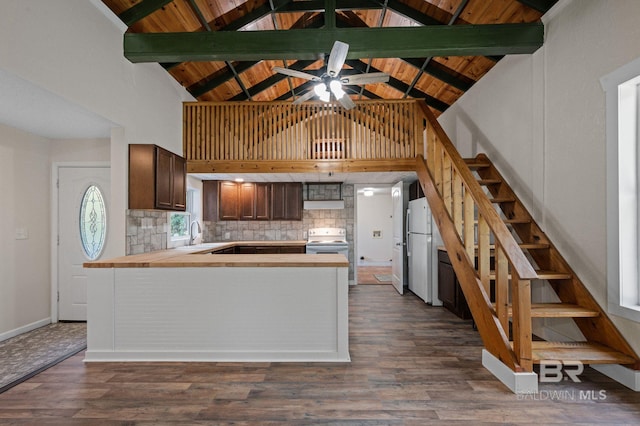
left=224, top=232, right=231, bottom=240
left=15, top=228, right=29, bottom=240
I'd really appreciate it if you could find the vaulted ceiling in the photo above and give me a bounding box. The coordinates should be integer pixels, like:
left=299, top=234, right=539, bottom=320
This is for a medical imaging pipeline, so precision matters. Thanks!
left=101, top=0, right=556, bottom=117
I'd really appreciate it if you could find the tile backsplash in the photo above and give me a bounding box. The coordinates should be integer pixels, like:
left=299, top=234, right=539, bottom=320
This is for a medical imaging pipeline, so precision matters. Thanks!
left=125, top=184, right=356, bottom=281
left=126, top=210, right=168, bottom=255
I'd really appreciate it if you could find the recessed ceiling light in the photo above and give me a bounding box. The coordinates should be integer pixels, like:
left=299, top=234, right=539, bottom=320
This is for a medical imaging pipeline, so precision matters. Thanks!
left=363, top=190, right=374, bottom=197
left=235, top=178, right=244, bottom=182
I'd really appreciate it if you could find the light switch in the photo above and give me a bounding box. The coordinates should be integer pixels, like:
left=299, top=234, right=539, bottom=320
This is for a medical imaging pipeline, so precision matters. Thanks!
left=15, top=228, right=29, bottom=240
left=224, top=232, right=231, bottom=240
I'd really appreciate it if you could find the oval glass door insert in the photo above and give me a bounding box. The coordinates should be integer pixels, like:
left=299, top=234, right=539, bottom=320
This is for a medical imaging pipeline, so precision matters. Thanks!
left=79, top=184, right=107, bottom=260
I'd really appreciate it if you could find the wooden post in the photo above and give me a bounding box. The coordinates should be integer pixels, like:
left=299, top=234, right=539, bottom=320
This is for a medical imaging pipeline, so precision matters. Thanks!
left=494, top=243, right=509, bottom=333
left=477, top=215, right=491, bottom=294
left=511, top=270, right=533, bottom=372
left=452, top=171, right=463, bottom=236
left=464, top=189, right=475, bottom=262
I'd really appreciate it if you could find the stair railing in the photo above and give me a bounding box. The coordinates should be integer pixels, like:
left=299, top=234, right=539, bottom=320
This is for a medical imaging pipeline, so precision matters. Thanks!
left=416, top=101, right=538, bottom=372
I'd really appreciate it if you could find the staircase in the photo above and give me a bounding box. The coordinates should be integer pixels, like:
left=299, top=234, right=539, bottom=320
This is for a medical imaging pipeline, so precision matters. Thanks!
left=415, top=101, right=639, bottom=388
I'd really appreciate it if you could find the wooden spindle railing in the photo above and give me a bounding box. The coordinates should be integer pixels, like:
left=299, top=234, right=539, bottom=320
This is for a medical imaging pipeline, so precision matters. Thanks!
left=184, top=100, right=424, bottom=173
left=417, top=101, right=538, bottom=372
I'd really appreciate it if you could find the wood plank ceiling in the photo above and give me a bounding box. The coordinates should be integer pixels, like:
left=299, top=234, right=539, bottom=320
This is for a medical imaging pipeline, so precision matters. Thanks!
left=101, top=0, right=555, bottom=117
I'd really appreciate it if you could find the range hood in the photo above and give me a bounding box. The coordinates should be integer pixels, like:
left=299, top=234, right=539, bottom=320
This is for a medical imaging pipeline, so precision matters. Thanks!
left=303, top=200, right=345, bottom=210
left=303, top=182, right=344, bottom=209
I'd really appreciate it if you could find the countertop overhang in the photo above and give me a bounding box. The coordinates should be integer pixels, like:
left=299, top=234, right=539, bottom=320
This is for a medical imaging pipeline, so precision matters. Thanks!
left=84, top=241, right=348, bottom=268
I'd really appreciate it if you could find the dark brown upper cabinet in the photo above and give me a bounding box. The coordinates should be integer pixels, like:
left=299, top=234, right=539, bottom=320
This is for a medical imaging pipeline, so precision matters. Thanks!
left=271, top=183, right=303, bottom=221
left=129, top=144, right=186, bottom=211
left=203, top=181, right=301, bottom=221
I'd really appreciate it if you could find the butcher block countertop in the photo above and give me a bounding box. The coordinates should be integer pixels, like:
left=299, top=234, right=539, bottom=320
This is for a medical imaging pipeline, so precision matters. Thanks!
left=84, top=241, right=348, bottom=268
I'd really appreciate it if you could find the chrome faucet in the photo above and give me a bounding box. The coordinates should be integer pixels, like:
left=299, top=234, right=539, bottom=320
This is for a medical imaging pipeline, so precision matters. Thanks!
left=189, top=220, right=201, bottom=245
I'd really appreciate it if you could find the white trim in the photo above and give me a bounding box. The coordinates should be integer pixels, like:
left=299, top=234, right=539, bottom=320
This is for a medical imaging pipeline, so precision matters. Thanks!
left=0, top=318, right=51, bottom=343
left=601, top=57, right=640, bottom=323
left=51, top=161, right=110, bottom=322
left=592, top=364, right=640, bottom=392
left=482, top=349, right=538, bottom=394
left=84, top=350, right=351, bottom=363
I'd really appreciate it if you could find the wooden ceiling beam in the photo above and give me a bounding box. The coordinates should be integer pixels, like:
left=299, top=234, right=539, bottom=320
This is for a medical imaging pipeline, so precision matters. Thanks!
left=124, top=23, right=544, bottom=63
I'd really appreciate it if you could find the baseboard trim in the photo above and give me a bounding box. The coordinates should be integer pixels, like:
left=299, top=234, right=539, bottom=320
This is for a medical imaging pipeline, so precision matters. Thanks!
left=0, top=318, right=51, bottom=343
left=482, top=349, right=538, bottom=394
left=592, top=364, right=640, bottom=391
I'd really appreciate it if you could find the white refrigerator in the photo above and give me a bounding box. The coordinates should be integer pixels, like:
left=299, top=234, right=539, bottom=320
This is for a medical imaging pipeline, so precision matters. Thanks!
left=406, top=197, right=442, bottom=305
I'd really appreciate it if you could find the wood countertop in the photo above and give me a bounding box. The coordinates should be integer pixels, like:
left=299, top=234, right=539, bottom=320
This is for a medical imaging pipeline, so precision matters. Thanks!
left=84, top=241, right=348, bottom=268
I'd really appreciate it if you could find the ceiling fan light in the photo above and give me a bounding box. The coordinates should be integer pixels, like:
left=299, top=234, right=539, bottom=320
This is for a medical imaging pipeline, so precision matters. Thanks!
left=329, top=80, right=345, bottom=99
left=319, top=91, right=331, bottom=102
left=314, top=83, right=326, bottom=97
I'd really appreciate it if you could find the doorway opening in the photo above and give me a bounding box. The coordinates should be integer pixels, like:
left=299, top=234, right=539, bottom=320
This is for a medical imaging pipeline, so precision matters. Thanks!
left=354, top=184, right=393, bottom=285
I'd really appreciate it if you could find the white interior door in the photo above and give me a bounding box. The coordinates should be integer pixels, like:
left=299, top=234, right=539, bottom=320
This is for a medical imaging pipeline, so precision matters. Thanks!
left=58, top=166, right=110, bottom=321
left=391, top=182, right=404, bottom=294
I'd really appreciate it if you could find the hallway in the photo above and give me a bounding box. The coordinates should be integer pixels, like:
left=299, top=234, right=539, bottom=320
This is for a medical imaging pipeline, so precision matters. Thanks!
left=0, top=285, right=638, bottom=423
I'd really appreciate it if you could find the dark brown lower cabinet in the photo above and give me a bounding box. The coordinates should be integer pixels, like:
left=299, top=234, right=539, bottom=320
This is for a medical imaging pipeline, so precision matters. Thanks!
left=212, top=245, right=305, bottom=254
left=437, top=249, right=472, bottom=320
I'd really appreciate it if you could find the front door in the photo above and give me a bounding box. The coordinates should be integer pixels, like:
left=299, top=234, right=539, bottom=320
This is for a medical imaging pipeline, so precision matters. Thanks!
left=58, top=166, right=110, bottom=321
left=391, top=182, right=405, bottom=294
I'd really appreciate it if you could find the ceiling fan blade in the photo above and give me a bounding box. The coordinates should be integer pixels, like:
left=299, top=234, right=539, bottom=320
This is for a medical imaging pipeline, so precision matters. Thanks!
left=326, top=41, right=349, bottom=77
left=337, top=94, right=356, bottom=110
left=341, top=72, right=389, bottom=85
left=292, top=90, right=317, bottom=105
left=273, top=67, right=319, bottom=81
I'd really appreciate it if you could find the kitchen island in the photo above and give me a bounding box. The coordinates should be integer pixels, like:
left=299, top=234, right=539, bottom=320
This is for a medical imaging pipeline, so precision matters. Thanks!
left=83, top=243, right=349, bottom=363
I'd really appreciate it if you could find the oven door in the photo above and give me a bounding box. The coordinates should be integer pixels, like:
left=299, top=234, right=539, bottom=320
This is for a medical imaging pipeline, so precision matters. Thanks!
left=306, top=243, right=348, bottom=256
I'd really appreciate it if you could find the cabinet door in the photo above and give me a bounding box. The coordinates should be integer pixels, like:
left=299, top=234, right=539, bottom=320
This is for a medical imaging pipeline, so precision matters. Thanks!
left=155, top=147, right=174, bottom=209
left=271, top=183, right=302, bottom=220
left=239, top=183, right=256, bottom=220
left=218, top=181, right=239, bottom=220
left=437, top=256, right=457, bottom=311
left=172, top=154, right=186, bottom=210
left=284, top=183, right=303, bottom=220
left=271, top=183, right=286, bottom=220
left=255, top=183, right=270, bottom=220
left=202, top=180, right=218, bottom=221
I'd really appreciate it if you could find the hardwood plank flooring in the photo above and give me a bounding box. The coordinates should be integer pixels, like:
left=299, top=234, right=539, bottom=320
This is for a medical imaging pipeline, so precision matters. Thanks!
left=0, top=285, right=638, bottom=424
left=357, top=265, right=393, bottom=284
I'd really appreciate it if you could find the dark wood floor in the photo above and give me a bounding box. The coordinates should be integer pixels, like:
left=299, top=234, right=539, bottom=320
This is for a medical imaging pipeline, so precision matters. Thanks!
left=1, top=285, right=639, bottom=424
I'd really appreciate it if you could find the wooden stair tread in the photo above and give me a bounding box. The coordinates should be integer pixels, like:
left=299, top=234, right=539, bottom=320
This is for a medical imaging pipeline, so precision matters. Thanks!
left=504, top=218, right=531, bottom=224
left=477, top=179, right=502, bottom=185
left=496, top=303, right=599, bottom=318
left=490, top=197, right=516, bottom=203
left=489, top=269, right=572, bottom=280
left=528, top=341, right=637, bottom=365
left=464, top=159, right=491, bottom=169
left=474, top=243, right=549, bottom=250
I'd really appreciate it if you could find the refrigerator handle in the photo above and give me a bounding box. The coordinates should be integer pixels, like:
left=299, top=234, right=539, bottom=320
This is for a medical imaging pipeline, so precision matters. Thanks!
left=406, top=208, right=411, bottom=256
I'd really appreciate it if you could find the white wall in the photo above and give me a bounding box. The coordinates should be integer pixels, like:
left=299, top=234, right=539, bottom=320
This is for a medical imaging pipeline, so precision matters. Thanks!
left=0, top=124, right=52, bottom=336
left=0, top=0, right=193, bottom=337
left=437, top=0, right=640, bottom=352
left=356, top=189, right=393, bottom=265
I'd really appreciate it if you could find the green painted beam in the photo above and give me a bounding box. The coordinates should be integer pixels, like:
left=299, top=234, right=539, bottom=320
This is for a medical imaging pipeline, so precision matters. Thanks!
left=119, top=0, right=173, bottom=27
left=124, top=23, right=544, bottom=63
left=229, top=60, right=318, bottom=100
left=516, top=0, right=558, bottom=14
left=189, top=61, right=258, bottom=98
left=278, top=0, right=383, bottom=13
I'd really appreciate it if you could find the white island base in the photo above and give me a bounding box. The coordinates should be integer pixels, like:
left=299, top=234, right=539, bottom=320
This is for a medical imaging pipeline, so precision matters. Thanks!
left=85, top=265, right=349, bottom=362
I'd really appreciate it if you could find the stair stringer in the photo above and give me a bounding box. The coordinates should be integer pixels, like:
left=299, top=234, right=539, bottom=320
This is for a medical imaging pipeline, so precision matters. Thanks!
left=416, top=156, right=523, bottom=373
left=474, top=153, right=640, bottom=369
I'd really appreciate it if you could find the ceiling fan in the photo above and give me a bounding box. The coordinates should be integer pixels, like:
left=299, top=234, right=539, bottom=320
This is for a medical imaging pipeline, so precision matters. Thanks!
left=273, top=41, right=389, bottom=110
